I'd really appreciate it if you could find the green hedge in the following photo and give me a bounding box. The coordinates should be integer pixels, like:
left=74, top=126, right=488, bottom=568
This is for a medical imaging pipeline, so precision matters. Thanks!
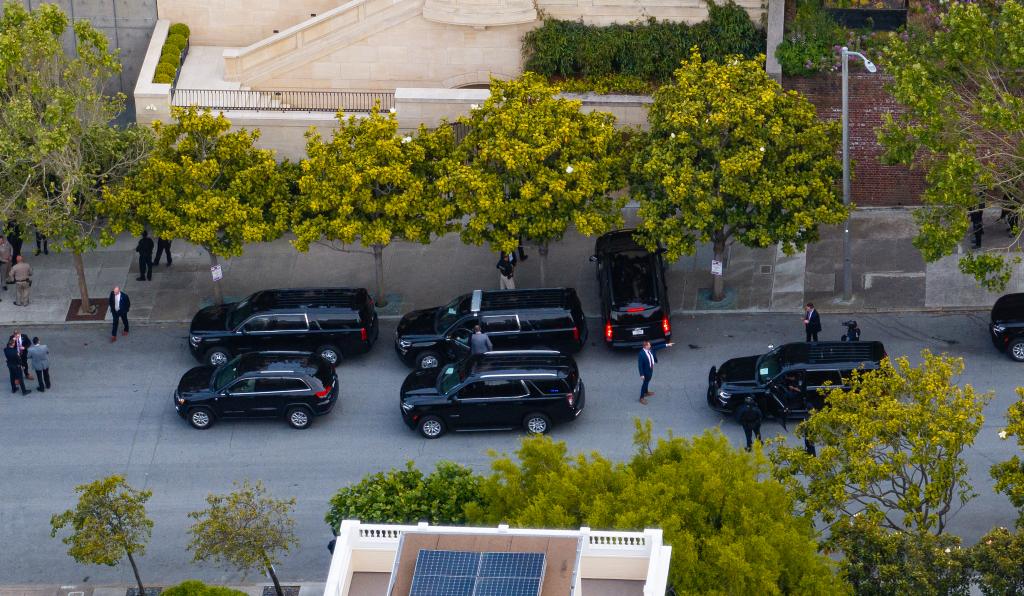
left=168, top=23, right=191, bottom=38
left=152, top=23, right=190, bottom=84
left=165, top=33, right=187, bottom=51
left=163, top=581, right=245, bottom=596
left=522, top=1, right=764, bottom=84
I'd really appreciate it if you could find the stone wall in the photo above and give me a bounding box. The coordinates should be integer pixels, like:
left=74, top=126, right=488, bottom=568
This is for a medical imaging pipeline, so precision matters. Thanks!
left=157, top=0, right=343, bottom=46
left=784, top=73, right=924, bottom=207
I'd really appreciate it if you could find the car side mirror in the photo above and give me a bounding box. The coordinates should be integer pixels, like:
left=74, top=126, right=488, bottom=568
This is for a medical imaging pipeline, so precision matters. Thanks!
left=589, top=255, right=598, bottom=262
left=767, top=344, right=774, bottom=350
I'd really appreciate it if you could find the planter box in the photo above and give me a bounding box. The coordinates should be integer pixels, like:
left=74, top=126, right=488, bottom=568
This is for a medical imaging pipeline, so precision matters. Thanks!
left=826, top=7, right=907, bottom=30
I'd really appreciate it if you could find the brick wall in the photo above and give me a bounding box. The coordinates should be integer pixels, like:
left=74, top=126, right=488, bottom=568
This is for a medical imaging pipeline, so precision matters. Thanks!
left=784, top=73, right=925, bottom=207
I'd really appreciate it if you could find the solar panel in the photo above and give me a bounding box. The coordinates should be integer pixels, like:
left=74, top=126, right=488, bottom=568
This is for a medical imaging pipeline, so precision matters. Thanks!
left=408, top=550, right=545, bottom=596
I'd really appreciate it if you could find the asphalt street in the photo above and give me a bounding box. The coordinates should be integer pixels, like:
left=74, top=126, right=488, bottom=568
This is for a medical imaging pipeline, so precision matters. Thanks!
left=0, top=312, right=1019, bottom=586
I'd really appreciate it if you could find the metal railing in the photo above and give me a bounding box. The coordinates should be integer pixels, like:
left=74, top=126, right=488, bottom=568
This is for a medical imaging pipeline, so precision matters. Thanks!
left=169, top=88, right=395, bottom=113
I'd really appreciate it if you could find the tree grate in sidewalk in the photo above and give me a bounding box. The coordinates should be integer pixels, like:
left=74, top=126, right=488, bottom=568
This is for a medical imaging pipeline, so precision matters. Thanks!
left=65, top=299, right=107, bottom=321
left=262, top=587, right=300, bottom=596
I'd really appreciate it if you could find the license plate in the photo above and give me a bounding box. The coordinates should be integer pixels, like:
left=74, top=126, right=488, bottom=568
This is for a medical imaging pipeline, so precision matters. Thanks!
left=632, top=328, right=644, bottom=336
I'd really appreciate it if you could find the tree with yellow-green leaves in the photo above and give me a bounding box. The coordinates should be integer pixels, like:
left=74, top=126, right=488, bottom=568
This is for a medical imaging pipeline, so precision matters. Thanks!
left=103, top=107, right=291, bottom=304
left=443, top=73, right=627, bottom=285
left=293, top=106, right=458, bottom=306
left=631, top=52, right=845, bottom=302
left=993, top=388, right=1024, bottom=524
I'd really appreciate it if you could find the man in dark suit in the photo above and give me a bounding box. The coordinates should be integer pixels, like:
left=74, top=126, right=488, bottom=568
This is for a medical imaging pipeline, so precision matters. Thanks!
left=154, top=236, right=172, bottom=266
left=8, top=329, right=32, bottom=381
left=637, top=340, right=673, bottom=404
left=803, top=302, right=821, bottom=342
left=109, top=286, right=131, bottom=342
left=5, top=338, right=30, bottom=395
left=136, top=230, right=154, bottom=281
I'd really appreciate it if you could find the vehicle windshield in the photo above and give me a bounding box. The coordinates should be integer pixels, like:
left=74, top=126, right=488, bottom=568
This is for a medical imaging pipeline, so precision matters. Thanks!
left=437, top=362, right=468, bottom=395
left=756, top=349, right=782, bottom=385
left=227, top=297, right=255, bottom=330
left=610, top=252, right=659, bottom=308
left=213, top=356, right=243, bottom=390
left=435, top=295, right=470, bottom=332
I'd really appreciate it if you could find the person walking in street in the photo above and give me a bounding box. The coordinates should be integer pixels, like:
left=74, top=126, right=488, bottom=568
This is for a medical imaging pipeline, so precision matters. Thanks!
left=497, top=252, right=516, bottom=290
left=135, top=230, right=154, bottom=281
left=470, top=325, right=493, bottom=355
left=9, top=329, right=32, bottom=381
left=109, top=286, right=131, bottom=342
left=8, top=255, right=32, bottom=306
left=155, top=236, right=172, bottom=266
left=970, top=204, right=985, bottom=249
left=803, top=302, right=821, bottom=342
left=33, top=231, right=48, bottom=256
left=5, top=338, right=30, bottom=395
left=27, top=337, right=50, bottom=393
left=637, top=340, right=673, bottom=404
left=735, top=396, right=763, bottom=451
left=0, top=235, right=12, bottom=295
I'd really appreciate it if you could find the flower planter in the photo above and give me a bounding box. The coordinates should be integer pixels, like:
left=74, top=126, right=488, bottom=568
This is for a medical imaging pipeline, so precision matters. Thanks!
left=825, top=7, right=907, bottom=30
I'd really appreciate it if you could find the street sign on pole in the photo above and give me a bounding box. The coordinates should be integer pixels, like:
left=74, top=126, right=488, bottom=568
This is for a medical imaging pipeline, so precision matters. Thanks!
left=711, top=260, right=723, bottom=276
left=211, top=265, right=223, bottom=282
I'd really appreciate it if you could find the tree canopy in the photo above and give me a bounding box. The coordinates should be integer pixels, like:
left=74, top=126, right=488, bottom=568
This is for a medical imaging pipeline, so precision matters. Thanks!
left=632, top=51, right=844, bottom=301
left=879, top=0, right=1024, bottom=290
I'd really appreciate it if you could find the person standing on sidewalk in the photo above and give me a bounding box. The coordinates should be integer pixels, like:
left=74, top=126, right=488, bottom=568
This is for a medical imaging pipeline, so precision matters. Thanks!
left=34, top=231, right=48, bottom=256
left=154, top=236, right=172, bottom=266
left=0, top=235, right=12, bottom=295
left=5, top=338, right=30, bottom=395
left=637, top=340, right=673, bottom=404
left=8, top=255, right=32, bottom=306
left=497, top=252, right=516, bottom=290
left=135, top=230, right=154, bottom=281
left=6, top=221, right=23, bottom=259
left=27, top=337, right=50, bottom=393
left=970, top=204, right=985, bottom=248
left=803, top=303, right=821, bottom=342
left=470, top=325, right=493, bottom=355
left=735, top=396, right=763, bottom=451
left=109, top=286, right=131, bottom=342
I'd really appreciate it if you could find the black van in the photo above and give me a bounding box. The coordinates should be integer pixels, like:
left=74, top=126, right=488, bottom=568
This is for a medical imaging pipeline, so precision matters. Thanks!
left=399, top=350, right=585, bottom=438
left=394, top=288, right=588, bottom=369
left=188, top=288, right=378, bottom=367
left=591, top=229, right=671, bottom=347
left=990, top=293, right=1024, bottom=361
left=707, top=341, right=887, bottom=418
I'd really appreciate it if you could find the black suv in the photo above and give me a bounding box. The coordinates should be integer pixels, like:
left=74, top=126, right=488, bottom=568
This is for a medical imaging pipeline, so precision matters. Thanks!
left=990, top=293, right=1024, bottom=361
left=399, top=350, right=585, bottom=438
left=188, top=288, right=378, bottom=367
left=174, top=352, right=338, bottom=430
left=707, top=341, right=886, bottom=418
left=591, top=229, right=672, bottom=347
left=394, top=288, right=588, bottom=369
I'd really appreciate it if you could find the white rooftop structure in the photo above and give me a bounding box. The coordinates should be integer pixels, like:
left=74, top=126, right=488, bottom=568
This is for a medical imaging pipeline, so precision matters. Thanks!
left=324, top=520, right=672, bottom=596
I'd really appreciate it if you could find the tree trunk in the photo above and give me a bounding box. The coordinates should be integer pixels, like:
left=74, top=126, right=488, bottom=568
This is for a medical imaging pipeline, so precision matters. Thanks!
left=538, top=241, right=549, bottom=287
left=712, top=236, right=727, bottom=302
left=72, top=251, right=95, bottom=315
left=267, top=561, right=284, bottom=596
left=125, top=550, right=146, bottom=596
left=207, top=250, right=224, bottom=305
left=372, top=244, right=387, bottom=306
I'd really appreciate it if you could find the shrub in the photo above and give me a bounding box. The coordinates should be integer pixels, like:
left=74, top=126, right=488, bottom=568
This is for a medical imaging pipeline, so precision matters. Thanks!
left=161, top=46, right=182, bottom=62
left=163, top=580, right=246, bottom=596
left=555, top=73, right=654, bottom=94
left=775, top=0, right=844, bottom=76
left=168, top=23, right=191, bottom=39
left=154, top=63, right=176, bottom=79
left=153, top=72, right=174, bottom=84
left=165, top=33, right=187, bottom=51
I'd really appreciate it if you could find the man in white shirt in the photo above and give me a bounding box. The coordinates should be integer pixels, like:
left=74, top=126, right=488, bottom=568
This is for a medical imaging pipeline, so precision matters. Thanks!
left=109, top=286, right=131, bottom=342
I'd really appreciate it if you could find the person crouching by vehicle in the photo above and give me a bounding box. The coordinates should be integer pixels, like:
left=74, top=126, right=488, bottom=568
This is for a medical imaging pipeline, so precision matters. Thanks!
left=735, top=396, right=762, bottom=451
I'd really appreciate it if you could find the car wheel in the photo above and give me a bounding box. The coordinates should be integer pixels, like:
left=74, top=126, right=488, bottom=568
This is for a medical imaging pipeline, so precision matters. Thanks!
left=1010, top=339, right=1024, bottom=362
left=286, top=406, right=313, bottom=429
left=417, top=351, right=441, bottom=369
left=317, top=345, right=341, bottom=366
left=188, top=407, right=214, bottom=430
left=205, top=347, right=231, bottom=367
left=418, top=415, right=445, bottom=439
left=524, top=413, right=550, bottom=435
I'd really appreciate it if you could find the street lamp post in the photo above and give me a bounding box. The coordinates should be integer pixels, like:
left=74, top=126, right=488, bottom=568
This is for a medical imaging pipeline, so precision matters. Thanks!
left=841, top=46, right=876, bottom=302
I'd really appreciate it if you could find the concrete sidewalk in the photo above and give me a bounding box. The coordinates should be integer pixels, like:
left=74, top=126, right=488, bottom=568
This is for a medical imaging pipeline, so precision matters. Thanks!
left=0, top=584, right=324, bottom=596
left=0, top=208, right=1016, bottom=327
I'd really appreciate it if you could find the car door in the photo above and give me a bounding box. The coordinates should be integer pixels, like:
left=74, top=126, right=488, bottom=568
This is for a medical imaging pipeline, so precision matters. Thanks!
left=446, top=326, right=473, bottom=362
left=221, top=378, right=258, bottom=417
left=805, top=370, right=843, bottom=411
left=265, top=314, right=310, bottom=350
left=238, top=315, right=276, bottom=353
left=453, top=379, right=530, bottom=429
left=253, top=377, right=308, bottom=417
left=480, top=314, right=522, bottom=349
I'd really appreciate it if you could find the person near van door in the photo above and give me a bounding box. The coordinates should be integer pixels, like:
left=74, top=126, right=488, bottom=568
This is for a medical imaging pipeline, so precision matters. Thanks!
left=5, top=338, right=30, bottom=395
left=109, top=286, right=130, bottom=342
left=27, top=336, right=49, bottom=392
left=735, top=396, right=763, bottom=451
left=497, top=252, right=516, bottom=290
left=135, top=230, right=154, bottom=281
left=0, top=235, right=12, bottom=294
left=970, top=203, right=985, bottom=248
left=803, top=303, right=821, bottom=342
left=155, top=236, right=172, bottom=266
left=9, top=329, right=32, bottom=380
left=8, top=255, right=31, bottom=306
left=470, top=325, right=493, bottom=355
left=637, top=340, right=673, bottom=404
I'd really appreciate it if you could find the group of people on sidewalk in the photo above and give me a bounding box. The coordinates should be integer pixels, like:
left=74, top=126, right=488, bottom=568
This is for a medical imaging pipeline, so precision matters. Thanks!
left=4, top=330, right=50, bottom=396
left=134, top=230, right=172, bottom=281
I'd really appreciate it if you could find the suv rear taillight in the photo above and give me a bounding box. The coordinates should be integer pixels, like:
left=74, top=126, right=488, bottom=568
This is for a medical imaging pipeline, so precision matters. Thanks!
left=662, top=316, right=671, bottom=335
left=605, top=321, right=613, bottom=341
left=316, top=385, right=333, bottom=398
left=360, top=327, right=368, bottom=341
left=573, top=326, right=580, bottom=342
left=566, top=391, right=575, bottom=407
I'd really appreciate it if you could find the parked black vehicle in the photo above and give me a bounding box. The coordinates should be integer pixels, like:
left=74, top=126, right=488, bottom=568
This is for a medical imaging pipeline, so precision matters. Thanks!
left=174, top=351, right=338, bottom=430
left=707, top=341, right=887, bottom=418
left=394, top=288, right=588, bottom=369
left=990, top=293, right=1024, bottom=361
left=399, top=350, right=585, bottom=438
left=188, top=288, right=378, bottom=367
left=591, top=229, right=672, bottom=347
